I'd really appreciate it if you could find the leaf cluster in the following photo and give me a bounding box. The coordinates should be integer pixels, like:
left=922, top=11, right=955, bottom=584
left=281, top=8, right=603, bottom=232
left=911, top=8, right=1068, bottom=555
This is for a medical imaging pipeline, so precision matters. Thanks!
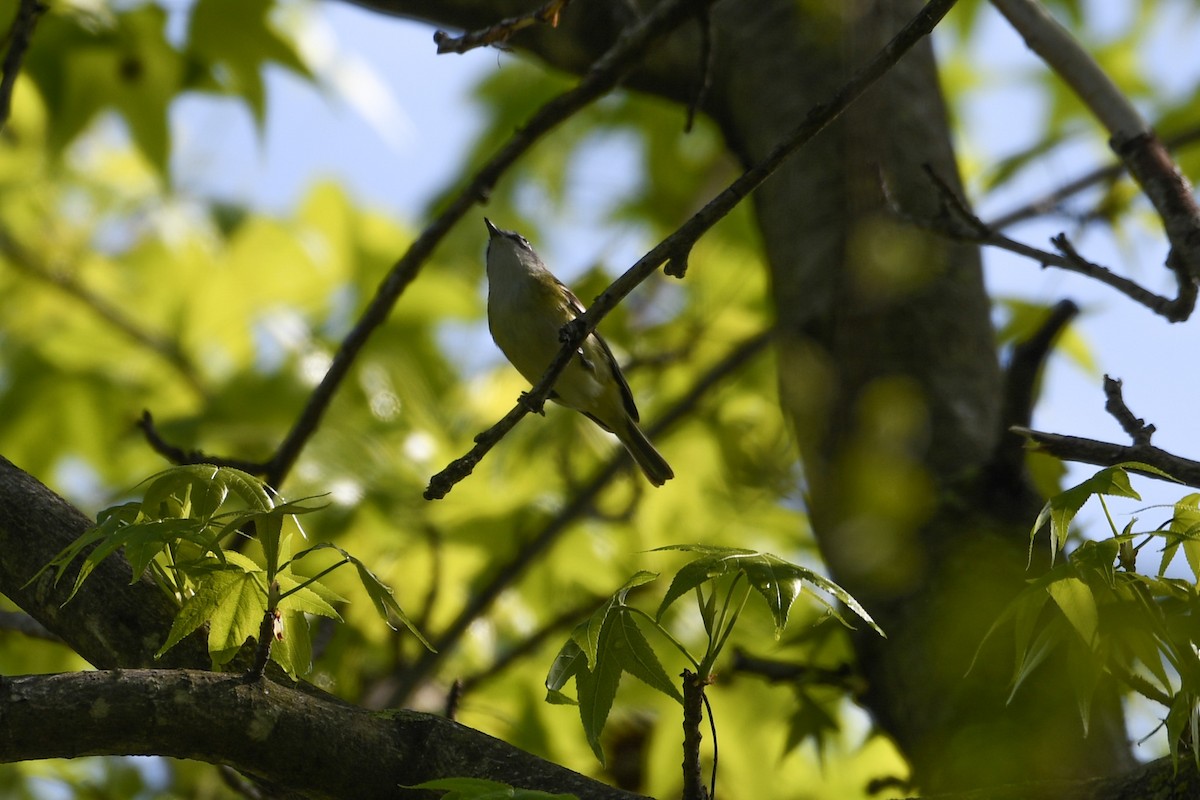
left=989, top=464, right=1200, bottom=764
left=32, top=465, right=428, bottom=677
left=545, top=546, right=881, bottom=765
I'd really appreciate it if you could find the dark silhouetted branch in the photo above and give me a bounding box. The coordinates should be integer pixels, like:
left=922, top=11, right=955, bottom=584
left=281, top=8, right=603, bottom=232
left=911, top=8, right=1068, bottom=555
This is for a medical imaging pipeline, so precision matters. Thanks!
left=1013, top=428, right=1200, bottom=488
left=913, top=166, right=1196, bottom=321
left=0, top=0, right=46, bottom=133
left=434, top=0, right=571, bottom=54
left=1102, top=375, right=1154, bottom=447
left=987, top=126, right=1200, bottom=230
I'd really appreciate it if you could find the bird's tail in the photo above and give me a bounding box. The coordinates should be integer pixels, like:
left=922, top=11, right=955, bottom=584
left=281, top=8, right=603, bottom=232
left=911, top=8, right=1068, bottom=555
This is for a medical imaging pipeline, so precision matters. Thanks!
left=617, top=420, right=674, bottom=487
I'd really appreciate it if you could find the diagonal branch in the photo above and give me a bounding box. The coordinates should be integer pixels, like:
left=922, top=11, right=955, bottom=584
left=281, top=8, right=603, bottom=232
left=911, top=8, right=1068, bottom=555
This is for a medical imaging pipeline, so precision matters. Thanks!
left=426, top=0, right=963, bottom=499
left=0, top=669, right=647, bottom=800
left=913, top=166, right=1196, bottom=320
left=0, top=0, right=46, bottom=133
left=986, top=126, right=1200, bottom=230
left=433, top=0, right=571, bottom=54
left=991, top=0, right=1200, bottom=290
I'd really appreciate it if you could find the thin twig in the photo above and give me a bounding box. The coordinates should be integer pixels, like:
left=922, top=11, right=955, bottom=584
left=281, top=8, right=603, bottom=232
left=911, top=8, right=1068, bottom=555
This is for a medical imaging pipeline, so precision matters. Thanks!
left=1012, top=426, right=1200, bottom=488
left=913, top=165, right=1195, bottom=320
left=137, top=411, right=266, bottom=472
left=986, top=126, right=1200, bottom=230
left=702, top=688, right=717, bottom=800
left=1103, top=375, right=1154, bottom=446
left=731, top=649, right=861, bottom=692
left=426, top=0, right=963, bottom=499
left=433, top=0, right=571, bottom=55
left=0, top=0, right=47, bottom=133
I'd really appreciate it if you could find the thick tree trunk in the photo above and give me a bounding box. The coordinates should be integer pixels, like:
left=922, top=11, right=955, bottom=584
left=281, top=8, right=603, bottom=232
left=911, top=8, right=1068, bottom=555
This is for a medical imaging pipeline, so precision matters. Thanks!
left=708, top=0, right=1136, bottom=791
left=349, top=0, right=1138, bottom=790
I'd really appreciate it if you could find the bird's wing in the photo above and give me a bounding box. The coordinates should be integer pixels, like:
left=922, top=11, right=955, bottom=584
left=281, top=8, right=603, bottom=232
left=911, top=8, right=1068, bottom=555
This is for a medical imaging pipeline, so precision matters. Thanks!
left=558, top=278, right=640, bottom=424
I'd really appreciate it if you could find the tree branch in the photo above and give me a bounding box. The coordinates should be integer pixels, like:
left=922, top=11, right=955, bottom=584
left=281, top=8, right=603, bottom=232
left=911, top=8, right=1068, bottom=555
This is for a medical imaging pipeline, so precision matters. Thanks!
left=1013, top=373, right=1198, bottom=486
left=1012, top=428, right=1200, bottom=489
left=991, top=0, right=1200, bottom=289
left=433, top=0, right=571, bottom=54
left=986, top=126, right=1200, bottom=230
left=0, top=0, right=46, bottom=133
left=1102, top=375, right=1154, bottom=446
left=0, top=669, right=647, bottom=800
left=912, top=166, right=1195, bottom=320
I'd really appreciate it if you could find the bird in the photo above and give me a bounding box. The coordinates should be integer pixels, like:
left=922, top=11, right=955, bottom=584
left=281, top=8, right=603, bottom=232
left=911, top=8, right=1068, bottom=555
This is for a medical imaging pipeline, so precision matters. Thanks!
left=483, top=217, right=674, bottom=486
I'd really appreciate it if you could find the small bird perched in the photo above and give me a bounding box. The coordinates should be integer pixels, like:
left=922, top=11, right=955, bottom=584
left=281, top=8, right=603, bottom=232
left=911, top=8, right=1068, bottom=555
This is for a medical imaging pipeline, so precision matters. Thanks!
left=483, top=218, right=674, bottom=486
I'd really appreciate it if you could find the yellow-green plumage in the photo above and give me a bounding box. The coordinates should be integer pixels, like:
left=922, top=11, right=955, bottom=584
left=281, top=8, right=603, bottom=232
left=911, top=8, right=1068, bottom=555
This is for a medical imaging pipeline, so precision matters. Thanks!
left=484, top=218, right=673, bottom=487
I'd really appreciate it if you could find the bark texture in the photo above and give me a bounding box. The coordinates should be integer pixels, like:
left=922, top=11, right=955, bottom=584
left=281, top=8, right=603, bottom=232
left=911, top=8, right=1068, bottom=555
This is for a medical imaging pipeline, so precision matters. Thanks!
left=0, top=669, right=647, bottom=800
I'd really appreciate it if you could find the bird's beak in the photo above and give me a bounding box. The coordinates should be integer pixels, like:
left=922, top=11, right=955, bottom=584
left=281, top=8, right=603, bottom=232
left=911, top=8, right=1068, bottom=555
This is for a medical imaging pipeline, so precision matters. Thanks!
left=484, top=217, right=499, bottom=238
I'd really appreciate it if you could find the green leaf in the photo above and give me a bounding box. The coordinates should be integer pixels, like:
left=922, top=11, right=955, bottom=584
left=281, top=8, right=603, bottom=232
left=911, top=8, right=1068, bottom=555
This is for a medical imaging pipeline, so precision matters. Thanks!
left=205, top=568, right=269, bottom=668
left=653, top=545, right=882, bottom=637
left=27, top=504, right=135, bottom=596
left=570, top=571, right=657, bottom=666
left=271, top=609, right=311, bottom=679
left=1010, top=582, right=1049, bottom=669
left=406, top=778, right=578, bottom=799
left=783, top=690, right=841, bottom=764
left=291, top=542, right=433, bottom=651
left=275, top=575, right=342, bottom=621
left=545, top=639, right=585, bottom=696
left=36, top=5, right=184, bottom=170
left=1008, top=621, right=1061, bottom=703
left=1072, top=537, right=1120, bottom=589
left=155, top=565, right=253, bottom=659
left=575, top=629, right=622, bottom=766
left=1165, top=691, right=1200, bottom=768
left=1066, top=637, right=1104, bottom=736
left=607, top=611, right=683, bottom=703
left=1047, top=575, right=1099, bottom=649
left=1167, top=494, right=1200, bottom=582
left=187, top=0, right=312, bottom=127
left=1030, top=464, right=1149, bottom=560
